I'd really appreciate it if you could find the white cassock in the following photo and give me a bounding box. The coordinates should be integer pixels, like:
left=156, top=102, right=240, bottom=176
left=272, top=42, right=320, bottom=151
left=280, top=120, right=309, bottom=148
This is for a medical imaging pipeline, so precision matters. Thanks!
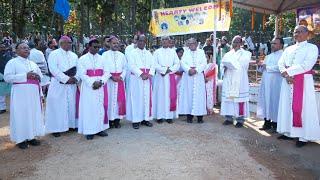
left=102, top=50, right=127, bottom=120
left=4, top=56, right=44, bottom=143
left=220, top=48, right=252, bottom=117
left=45, top=48, right=80, bottom=133
left=126, top=48, right=155, bottom=122
left=29, top=48, right=50, bottom=86
left=153, top=47, right=180, bottom=119
left=125, top=43, right=135, bottom=55
left=124, top=44, right=136, bottom=93
left=277, top=41, right=320, bottom=141
left=257, top=50, right=283, bottom=122
left=78, top=53, right=110, bottom=135
left=178, top=49, right=207, bottom=116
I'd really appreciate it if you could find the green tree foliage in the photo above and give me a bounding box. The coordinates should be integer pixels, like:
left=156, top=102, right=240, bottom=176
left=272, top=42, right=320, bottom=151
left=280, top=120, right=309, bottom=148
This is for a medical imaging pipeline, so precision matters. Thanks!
left=0, top=0, right=297, bottom=43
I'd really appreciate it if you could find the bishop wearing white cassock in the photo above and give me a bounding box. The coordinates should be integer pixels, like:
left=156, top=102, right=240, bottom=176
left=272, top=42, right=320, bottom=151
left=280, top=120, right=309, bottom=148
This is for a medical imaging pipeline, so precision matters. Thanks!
left=45, top=36, right=80, bottom=137
left=4, top=42, right=44, bottom=149
left=78, top=39, right=109, bottom=140
left=126, top=35, right=154, bottom=129
left=257, top=38, right=284, bottom=131
left=178, top=38, right=207, bottom=123
left=277, top=25, right=320, bottom=147
left=220, top=36, right=251, bottom=128
left=153, top=36, right=180, bottom=124
left=102, top=36, right=127, bottom=129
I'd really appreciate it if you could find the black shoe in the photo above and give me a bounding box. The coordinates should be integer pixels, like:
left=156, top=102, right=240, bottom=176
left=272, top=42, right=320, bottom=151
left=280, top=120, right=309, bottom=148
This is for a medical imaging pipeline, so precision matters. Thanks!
left=132, top=123, right=140, bottom=129
left=86, top=135, right=94, bottom=140
left=197, top=116, right=203, bottom=124
left=296, top=141, right=307, bottom=148
left=109, top=121, right=115, bottom=128
left=114, top=119, right=121, bottom=128
left=157, top=119, right=164, bottom=124
left=17, top=141, right=28, bottom=149
left=259, top=119, right=271, bottom=130
left=222, top=120, right=233, bottom=125
left=52, top=133, right=61, bottom=137
left=187, top=119, right=193, bottom=123
left=69, top=128, right=78, bottom=132
left=96, top=131, right=108, bottom=137
left=271, top=122, right=277, bottom=130
left=166, top=119, right=173, bottom=124
left=141, top=120, right=153, bottom=127
left=187, top=115, right=193, bottom=123
left=0, top=110, right=6, bottom=114
left=277, top=135, right=294, bottom=140
left=235, top=122, right=243, bottom=128
left=28, top=139, right=40, bottom=146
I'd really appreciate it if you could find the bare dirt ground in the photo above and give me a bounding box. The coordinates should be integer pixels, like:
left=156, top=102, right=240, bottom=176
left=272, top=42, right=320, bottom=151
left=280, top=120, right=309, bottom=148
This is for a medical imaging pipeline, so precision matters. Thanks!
left=1, top=107, right=320, bottom=180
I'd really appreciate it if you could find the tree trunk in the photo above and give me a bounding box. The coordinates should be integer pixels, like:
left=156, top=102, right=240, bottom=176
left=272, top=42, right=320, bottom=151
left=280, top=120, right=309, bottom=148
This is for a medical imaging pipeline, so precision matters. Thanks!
left=79, top=0, right=85, bottom=43
left=130, top=0, right=137, bottom=34
left=12, top=0, right=27, bottom=39
left=87, top=3, right=90, bottom=35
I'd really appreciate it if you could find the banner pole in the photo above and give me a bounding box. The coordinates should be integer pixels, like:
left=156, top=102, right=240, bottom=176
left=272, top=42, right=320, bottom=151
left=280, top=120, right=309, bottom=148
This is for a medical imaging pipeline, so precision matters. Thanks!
left=213, top=0, right=217, bottom=65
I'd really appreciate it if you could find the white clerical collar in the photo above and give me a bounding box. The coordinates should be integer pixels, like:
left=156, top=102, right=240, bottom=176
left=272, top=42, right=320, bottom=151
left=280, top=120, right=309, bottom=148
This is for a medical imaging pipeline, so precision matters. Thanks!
left=88, top=52, right=98, bottom=57
left=274, top=49, right=283, bottom=54
left=60, top=48, right=69, bottom=54
left=233, top=48, right=242, bottom=54
left=18, top=56, right=28, bottom=61
left=296, top=40, right=307, bottom=46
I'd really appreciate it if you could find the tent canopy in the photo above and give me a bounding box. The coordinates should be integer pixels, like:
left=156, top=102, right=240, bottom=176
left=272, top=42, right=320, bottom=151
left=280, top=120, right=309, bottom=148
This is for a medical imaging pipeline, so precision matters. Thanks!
left=232, top=0, right=320, bottom=14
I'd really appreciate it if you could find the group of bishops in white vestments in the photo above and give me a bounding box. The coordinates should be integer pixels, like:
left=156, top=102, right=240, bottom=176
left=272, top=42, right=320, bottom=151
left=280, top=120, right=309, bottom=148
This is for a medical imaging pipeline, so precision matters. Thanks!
left=4, top=25, right=319, bottom=149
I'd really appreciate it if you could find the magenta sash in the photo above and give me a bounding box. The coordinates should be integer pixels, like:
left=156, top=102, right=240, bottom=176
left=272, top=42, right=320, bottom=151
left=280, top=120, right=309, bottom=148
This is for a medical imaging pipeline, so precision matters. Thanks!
left=169, top=74, right=177, bottom=111
left=239, top=102, right=245, bottom=116
left=110, top=72, right=126, bottom=115
left=87, top=69, right=108, bottom=124
left=292, top=70, right=314, bottom=128
left=14, top=79, right=42, bottom=109
left=140, top=68, right=152, bottom=116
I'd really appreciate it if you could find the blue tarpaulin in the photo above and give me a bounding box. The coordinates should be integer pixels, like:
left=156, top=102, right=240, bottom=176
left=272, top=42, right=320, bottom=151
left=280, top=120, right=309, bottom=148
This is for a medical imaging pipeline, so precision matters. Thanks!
left=54, top=0, right=71, bottom=21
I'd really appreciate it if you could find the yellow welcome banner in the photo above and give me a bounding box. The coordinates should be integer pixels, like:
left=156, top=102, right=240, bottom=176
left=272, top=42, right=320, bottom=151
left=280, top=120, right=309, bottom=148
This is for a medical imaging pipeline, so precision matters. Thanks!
left=149, top=2, right=231, bottom=37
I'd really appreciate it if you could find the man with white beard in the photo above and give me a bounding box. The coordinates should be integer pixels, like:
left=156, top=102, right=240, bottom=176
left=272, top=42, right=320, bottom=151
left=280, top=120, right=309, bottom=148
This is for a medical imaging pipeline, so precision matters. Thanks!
left=277, top=25, right=320, bottom=147
left=220, top=35, right=252, bottom=128
left=178, top=38, right=207, bottom=123
left=153, top=36, right=180, bottom=124
left=4, top=42, right=44, bottom=149
left=45, top=36, right=80, bottom=137
left=102, top=36, right=127, bottom=129
left=126, top=35, right=154, bottom=129
left=78, top=39, right=109, bottom=140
